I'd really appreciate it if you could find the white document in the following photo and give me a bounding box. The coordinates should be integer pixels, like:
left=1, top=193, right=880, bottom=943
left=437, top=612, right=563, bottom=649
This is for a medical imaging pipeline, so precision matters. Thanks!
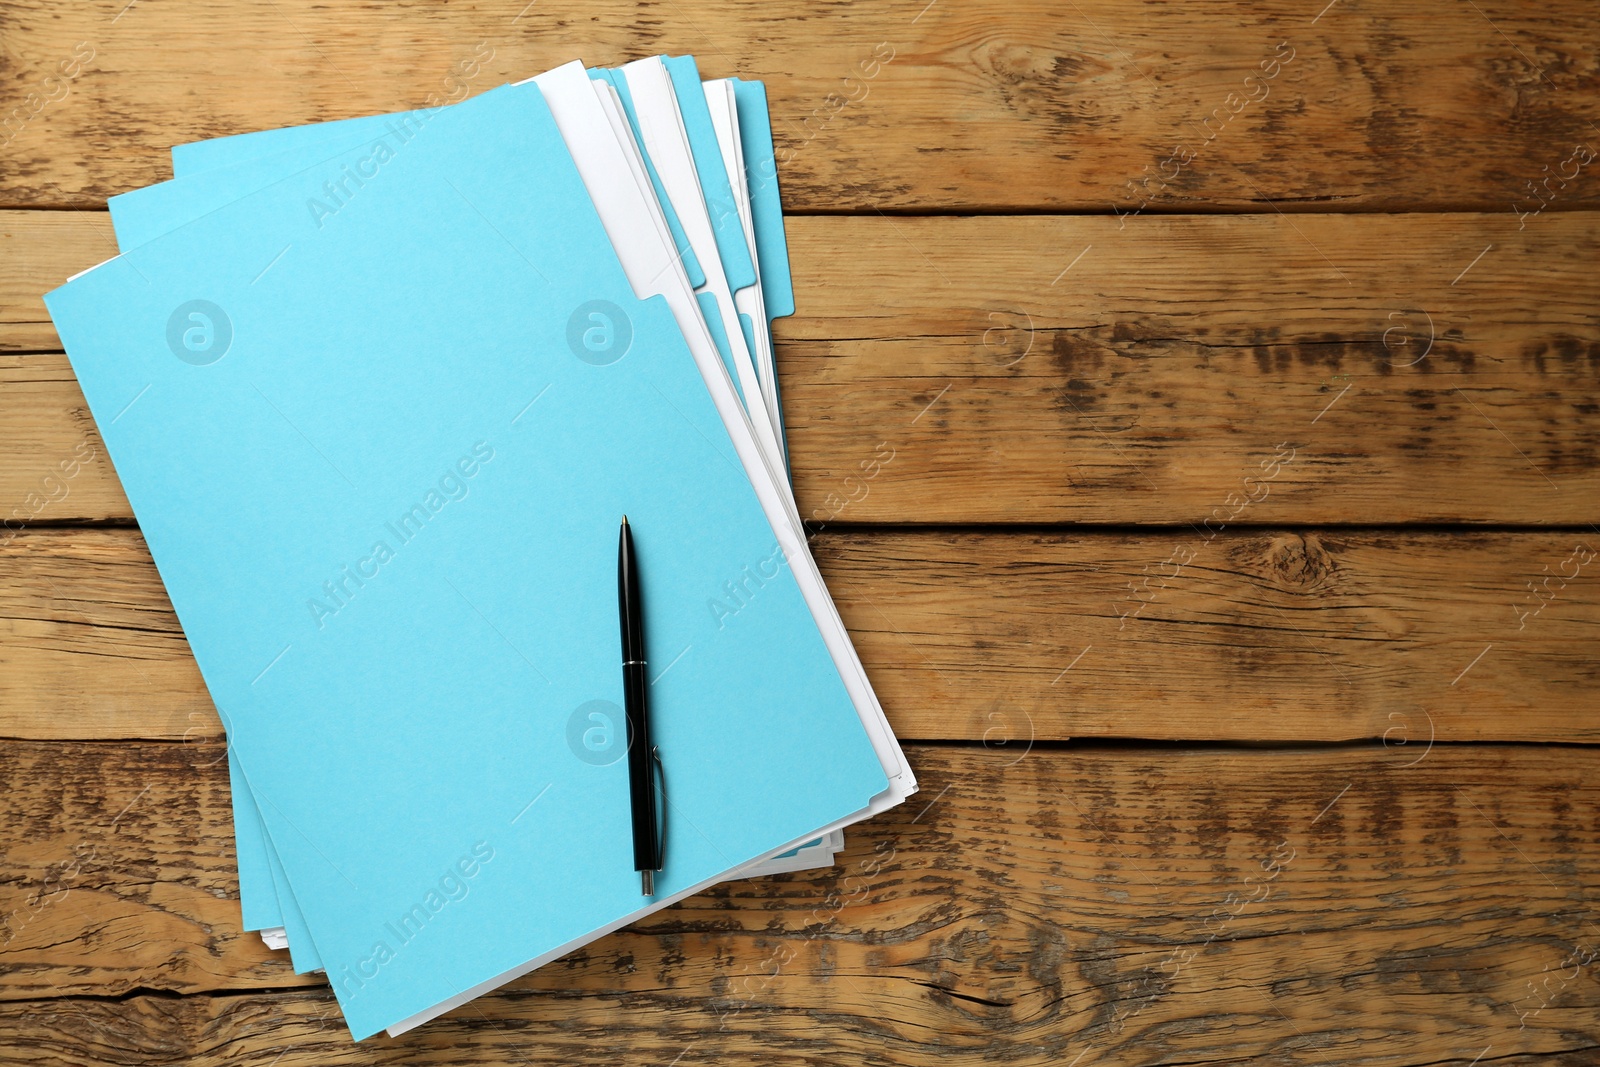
left=704, top=78, right=786, bottom=460
left=619, top=57, right=790, bottom=489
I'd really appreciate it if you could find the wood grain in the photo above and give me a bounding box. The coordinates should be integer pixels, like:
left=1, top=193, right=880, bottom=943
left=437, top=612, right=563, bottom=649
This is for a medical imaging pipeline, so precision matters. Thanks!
left=5, top=211, right=1599, bottom=525
left=3, top=741, right=1598, bottom=1064
left=5, top=527, right=1597, bottom=745
left=0, top=211, right=119, bottom=352
left=2, top=2, right=1599, bottom=212
left=5, top=3, right=1598, bottom=1061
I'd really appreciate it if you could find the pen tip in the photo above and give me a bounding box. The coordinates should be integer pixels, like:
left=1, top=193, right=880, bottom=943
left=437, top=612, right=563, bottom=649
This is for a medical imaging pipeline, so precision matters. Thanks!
left=621, top=515, right=629, bottom=526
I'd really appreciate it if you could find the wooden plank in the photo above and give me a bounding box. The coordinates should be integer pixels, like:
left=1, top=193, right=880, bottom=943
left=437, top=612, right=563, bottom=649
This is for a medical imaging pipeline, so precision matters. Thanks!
left=0, top=355, right=125, bottom=523
left=0, top=738, right=317, bottom=1002
left=3, top=740, right=1597, bottom=1063
left=3, top=2, right=1600, bottom=212
left=4, top=527, right=1597, bottom=744
left=5, top=211, right=1599, bottom=524
left=0, top=210, right=120, bottom=352
left=0, top=529, right=210, bottom=742
left=782, top=212, right=1600, bottom=525
left=821, top=528, right=1600, bottom=745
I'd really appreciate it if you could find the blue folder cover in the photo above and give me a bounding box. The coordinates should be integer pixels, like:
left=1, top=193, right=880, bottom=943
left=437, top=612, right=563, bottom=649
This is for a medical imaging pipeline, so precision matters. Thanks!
left=49, top=83, right=886, bottom=1038
left=731, top=79, right=794, bottom=321
left=125, top=72, right=806, bottom=955
left=159, top=65, right=791, bottom=428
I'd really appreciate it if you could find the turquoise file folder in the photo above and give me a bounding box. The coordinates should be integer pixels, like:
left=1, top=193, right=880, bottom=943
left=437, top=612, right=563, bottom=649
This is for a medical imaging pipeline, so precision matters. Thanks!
left=160, top=60, right=790, bottom=404
left=731, top=81, right=795, bottom=322
left=116, top=71, right=806, bottom=960
left=49, top=83, right=887, bottom=1038
left=153, top=64, right=768, bottom=419
left=171, top=90, right=704, bottom=296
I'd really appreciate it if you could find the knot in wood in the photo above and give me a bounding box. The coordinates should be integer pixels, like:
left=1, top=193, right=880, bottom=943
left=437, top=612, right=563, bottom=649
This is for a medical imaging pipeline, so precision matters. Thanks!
left=1263, top=533, right=1332, bottom=589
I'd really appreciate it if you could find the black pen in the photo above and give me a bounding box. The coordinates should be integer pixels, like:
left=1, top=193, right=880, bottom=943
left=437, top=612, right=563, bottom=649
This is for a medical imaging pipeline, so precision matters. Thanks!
left=618, top=516, right=663, bottom=895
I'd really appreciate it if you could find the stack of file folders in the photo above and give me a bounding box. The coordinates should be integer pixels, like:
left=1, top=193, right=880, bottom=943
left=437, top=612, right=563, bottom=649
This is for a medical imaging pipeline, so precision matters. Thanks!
left=44, top=56, right=915, bottom=1040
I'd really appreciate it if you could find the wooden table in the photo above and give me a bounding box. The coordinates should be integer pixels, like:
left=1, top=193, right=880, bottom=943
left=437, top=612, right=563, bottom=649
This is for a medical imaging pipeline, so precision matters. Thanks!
left=3, top=3, right=1598, bottom=1063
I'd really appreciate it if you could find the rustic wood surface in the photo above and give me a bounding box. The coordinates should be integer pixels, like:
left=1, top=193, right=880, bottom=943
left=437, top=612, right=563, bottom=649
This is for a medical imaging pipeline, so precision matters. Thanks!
left=2, top=2, right=1600, bottom=212
left=5, top=743, right=1600, bottom=1064
left=2, top=0, right=1598, bottom=1064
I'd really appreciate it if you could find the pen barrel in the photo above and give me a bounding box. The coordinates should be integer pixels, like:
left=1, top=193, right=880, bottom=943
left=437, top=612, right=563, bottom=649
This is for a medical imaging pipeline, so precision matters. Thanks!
left=622, top=659, right=660, bottom=871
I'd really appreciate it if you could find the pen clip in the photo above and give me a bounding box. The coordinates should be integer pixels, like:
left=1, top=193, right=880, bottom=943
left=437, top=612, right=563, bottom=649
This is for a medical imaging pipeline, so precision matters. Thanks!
left=651, top=745, right=667, bottom=871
